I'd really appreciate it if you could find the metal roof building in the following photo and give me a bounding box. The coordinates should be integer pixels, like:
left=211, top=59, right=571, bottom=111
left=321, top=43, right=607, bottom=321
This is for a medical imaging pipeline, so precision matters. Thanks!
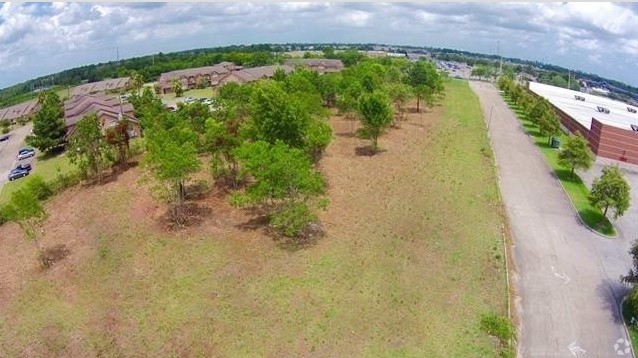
left=528, top=81, right=638, bottom=165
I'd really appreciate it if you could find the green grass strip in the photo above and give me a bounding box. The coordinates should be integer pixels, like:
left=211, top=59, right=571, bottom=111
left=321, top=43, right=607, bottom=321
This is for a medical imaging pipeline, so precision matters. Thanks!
left=501, top=94, right=616, bottom=237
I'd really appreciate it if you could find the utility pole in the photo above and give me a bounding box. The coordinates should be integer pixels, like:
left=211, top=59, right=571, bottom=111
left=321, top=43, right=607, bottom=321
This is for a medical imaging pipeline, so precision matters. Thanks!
left=567, top=70, right=571, bottom=90
left=116, top=45, right=119, bottom=62
left=497, top=40, right=503, bottom=76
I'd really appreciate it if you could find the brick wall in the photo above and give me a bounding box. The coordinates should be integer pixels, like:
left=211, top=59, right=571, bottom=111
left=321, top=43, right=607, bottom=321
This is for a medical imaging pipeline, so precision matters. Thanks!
left=592, top=118, right=638, bottom=165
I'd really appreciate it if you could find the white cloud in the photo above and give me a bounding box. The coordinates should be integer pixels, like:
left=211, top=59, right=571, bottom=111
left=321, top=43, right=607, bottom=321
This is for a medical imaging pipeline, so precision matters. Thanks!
left=0, top=2, right=636, bottom=88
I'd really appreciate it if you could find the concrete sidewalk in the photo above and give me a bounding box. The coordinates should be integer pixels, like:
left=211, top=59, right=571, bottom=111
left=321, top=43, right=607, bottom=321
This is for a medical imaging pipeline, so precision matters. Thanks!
left=469, top=81, right=632, bottom=357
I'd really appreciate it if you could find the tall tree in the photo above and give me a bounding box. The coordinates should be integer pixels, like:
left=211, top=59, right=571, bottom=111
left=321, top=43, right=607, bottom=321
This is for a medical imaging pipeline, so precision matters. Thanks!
left=67, top=113, right=111, bottom=183
left=537, top=109, right=562, bottom=144
left=249, top=81, right=309, bottom=149
left=558, top=134, right=593, bottom=176
left=144, top=117, right=201, bottom=225
left=26, top=90, right=66, bottom=152
left=232, top=140, right=325, bottom=236
left=588, top=166, right=631, bottom=219
left=405, top=60, right=443, bottom=112
left=172, top=79, right=184, bottom=98
left=130, top=71, right=145, bottom=95
left=388, top=83, right=413, bottom=124
left=357, top=91, right=393, bottom=153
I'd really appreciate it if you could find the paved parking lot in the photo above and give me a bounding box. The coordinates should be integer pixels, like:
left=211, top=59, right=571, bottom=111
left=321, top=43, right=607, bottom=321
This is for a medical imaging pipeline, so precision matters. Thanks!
left=0, top=123, right=34, bottom=189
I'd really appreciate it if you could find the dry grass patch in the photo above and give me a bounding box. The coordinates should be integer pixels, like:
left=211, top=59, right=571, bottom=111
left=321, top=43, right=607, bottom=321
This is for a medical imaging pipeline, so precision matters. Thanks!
left=0, top=80, right=508, bottom=357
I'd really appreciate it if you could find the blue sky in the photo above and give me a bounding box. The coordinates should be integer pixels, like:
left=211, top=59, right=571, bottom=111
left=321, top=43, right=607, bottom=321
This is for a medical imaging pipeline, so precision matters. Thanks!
left=0, top=2, right=637, bottom=89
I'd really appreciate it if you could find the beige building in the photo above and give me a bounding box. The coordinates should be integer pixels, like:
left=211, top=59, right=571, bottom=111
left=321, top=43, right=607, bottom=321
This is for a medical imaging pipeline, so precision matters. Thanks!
left=283, top=59, right=344, bottom=73
left=158, top=62, right=239, bottom=94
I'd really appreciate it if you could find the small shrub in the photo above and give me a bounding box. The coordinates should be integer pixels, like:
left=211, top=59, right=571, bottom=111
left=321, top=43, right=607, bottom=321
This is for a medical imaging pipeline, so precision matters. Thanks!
left=24, top=175, right=53, bottom=200
left=270, top=201, right=317, bottom=237
left=129, top=137, right=146, bottom=157
left=1, top=127, right=8, bottom=134
left=480, top=312, right=514, bottom=344
left=185, top=179, right=210, bottom=200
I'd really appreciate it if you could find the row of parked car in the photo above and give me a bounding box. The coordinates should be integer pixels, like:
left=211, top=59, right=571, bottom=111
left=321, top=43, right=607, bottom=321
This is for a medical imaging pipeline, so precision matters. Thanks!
left=8, top=147, right=35, bottom=181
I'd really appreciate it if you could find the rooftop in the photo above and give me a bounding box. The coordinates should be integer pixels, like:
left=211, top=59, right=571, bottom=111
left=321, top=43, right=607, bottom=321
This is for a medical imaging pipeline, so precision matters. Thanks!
left=528, top=81, right=638, bottom=131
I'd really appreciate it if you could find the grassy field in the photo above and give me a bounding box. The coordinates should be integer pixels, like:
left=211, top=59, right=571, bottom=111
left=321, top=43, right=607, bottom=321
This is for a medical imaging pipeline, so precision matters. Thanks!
left=0, top=153, right=75, bottom=204
left=0, top=80, right=509, bottom=357
left=502, top=95, right=615, bottom=236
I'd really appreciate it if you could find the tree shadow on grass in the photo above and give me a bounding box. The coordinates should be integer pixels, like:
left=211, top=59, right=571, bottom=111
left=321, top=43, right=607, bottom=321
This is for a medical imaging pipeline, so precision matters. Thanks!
left=577, top=208, right=615, bottom=236
left=235, top=207, right=322, bottom=252
left=553, top=168, right=581, bottom=183
left=39, top=244, right=71, bottom=269
left=597, top=279, right=629, bottom=325
left=160, top=202, right=213, bottom=231
left=355, top=145, right=386, bottom=157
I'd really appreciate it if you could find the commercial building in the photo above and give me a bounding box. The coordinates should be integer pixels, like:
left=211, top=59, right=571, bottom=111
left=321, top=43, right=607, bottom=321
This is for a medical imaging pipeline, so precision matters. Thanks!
left=528, top=81, right=638, bottom=165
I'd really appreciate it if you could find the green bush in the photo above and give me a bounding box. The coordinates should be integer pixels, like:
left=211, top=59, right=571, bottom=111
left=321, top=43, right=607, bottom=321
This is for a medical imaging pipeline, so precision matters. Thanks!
left=24, top=175, right=53, bottom=200
left=270, top=201, right=317, bottom=237
left=1, top=127, right=8, bottom=134
left=480, top=312, right=514, bottom=344
left=50, top=171, right=82, bottom=193
left=129, top=137, right=146, bottom=157
left=626, top=286, right=638, bottom=320
left=0, top=205, right=8, bottom=226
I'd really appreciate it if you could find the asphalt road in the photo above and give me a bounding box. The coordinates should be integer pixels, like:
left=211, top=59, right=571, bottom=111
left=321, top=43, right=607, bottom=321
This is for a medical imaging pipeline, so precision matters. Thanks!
left=0, top=123, right=34, bottom=189
left=469, top=81, right=633, bottom=358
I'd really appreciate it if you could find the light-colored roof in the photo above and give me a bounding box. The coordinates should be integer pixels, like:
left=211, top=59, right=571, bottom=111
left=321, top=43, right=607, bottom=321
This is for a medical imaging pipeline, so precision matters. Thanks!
left=72, top=77, right=131, bottom=96
left=284, top=58, right=344, bottom=68
left=0, top=99, right=39, bottom=122
left=64, top=94, right=136, bottom=130
left=222, top=65, right=295, bottom=83
left=158, top=62, right=238, bottom=86
left=528, top=81, right=638, bottom=131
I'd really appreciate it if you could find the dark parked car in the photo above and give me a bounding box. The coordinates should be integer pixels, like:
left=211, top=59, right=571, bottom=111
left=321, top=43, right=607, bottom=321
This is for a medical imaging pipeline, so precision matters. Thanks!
left=0, top=134, right=9, bottom=142
left=17, top=147, right=35, bottom=160
left=8, top=168, right=29, bottom=181
left=15, top=163, right=32, bottom=172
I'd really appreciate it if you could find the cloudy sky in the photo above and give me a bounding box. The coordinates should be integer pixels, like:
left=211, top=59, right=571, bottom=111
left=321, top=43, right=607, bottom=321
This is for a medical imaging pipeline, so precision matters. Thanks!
left=1, top=2, right=637, bottom=89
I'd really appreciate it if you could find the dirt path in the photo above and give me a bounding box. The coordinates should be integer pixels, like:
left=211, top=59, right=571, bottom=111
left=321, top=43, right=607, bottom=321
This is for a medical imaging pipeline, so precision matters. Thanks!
left=470, top=80, right=632, bottom=357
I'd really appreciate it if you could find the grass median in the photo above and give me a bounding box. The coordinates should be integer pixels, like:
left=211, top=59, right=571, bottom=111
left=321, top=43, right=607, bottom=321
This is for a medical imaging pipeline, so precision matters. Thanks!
left=502, top=94, right=615, bottom=237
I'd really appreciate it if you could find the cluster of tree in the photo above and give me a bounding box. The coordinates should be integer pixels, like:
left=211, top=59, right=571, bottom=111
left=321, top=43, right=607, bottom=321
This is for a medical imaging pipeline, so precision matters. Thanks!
left=130, top=68, right=334, bottom=235
left=333, top=58, right=444, bottom=151
left=499, top=76, right=561, bottom=144
left=131, top=56, right=443, bottom=235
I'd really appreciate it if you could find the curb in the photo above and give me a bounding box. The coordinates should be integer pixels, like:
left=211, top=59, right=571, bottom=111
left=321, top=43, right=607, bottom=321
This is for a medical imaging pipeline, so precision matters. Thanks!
left=550, top=171, right=617, bottom=239
left=504, top=96, right=617, bottom=239
left=476, top=84, right=517, bottom=354
left=620, top=295, right=636, bottom=358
